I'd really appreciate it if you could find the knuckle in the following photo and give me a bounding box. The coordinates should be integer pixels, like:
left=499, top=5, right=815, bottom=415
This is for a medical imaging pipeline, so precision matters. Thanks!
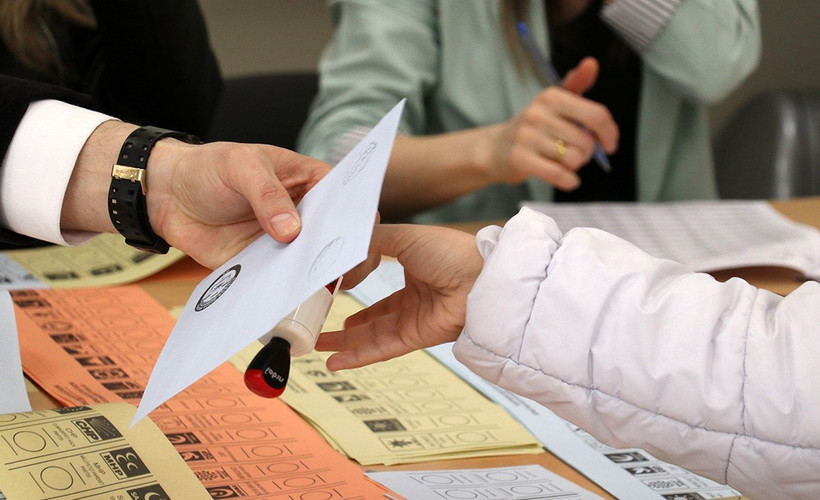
left=513, top=126, right=535, bottom=147
left=519, top=107, right=541, bottom=127
left=588, top=104, right=612, bottom=128
left=538, top=87, right=562, bottom=105
left=564, top=151, right=587, bottom=171
left=257, top=183, right=287, bottom=205
left=543, top=167, right=566, bottom=186
left=577, top=135, right=596, bottom=155
left=227, top=144, right=266, bottom=173
left=508, top=145, right=529, bottom=165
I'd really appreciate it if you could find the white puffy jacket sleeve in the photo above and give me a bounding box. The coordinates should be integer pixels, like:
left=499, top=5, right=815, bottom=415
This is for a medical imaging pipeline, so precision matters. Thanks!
left=453, top=208, right=820, bottom=500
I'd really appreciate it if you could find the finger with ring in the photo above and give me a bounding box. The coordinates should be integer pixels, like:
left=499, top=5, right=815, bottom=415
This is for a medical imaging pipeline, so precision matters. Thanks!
left=554, top=138, right=568, bottom=162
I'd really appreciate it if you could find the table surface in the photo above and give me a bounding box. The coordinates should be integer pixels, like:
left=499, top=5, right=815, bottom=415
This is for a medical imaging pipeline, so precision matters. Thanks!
left=32, top=197, right=820, bottom=499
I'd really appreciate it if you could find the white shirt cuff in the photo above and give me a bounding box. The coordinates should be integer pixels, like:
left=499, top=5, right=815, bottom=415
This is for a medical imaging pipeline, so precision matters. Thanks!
left=0, top=100, right=112, bottom=246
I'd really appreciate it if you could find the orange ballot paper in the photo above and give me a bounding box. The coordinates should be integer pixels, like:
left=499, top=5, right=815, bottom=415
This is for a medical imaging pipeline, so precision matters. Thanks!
left=13, top=287, right=394, bottom=499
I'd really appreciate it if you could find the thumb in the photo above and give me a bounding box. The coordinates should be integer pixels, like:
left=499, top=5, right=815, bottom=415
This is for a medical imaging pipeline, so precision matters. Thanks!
left=562, top=57, right=599, bottom=95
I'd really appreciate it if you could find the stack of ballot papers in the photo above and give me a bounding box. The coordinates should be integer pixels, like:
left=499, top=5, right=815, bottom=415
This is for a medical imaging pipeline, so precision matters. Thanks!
left=0, top=403, right=209, bottom=500
left=522, top=200, right=820, bottom=280
left=11, top=286, right=395, bottom=499
left=231, top=293, right=544, bottom=466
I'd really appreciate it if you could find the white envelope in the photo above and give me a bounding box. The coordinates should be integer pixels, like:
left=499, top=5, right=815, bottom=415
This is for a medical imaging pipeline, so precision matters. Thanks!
left=134, top=100, right=406, bottom=424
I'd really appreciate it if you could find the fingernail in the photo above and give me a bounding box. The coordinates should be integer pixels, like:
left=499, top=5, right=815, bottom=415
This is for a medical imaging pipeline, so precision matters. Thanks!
left=271, top=213, right=299, bottom=238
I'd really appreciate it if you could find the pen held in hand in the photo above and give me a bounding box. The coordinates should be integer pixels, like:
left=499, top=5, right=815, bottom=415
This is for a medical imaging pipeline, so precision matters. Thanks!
left=516, top=21, right=612, bottom=173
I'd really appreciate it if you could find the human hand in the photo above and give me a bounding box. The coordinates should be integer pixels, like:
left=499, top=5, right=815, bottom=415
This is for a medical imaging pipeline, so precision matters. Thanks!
left=483, top=57, right=619, bottom=190
left=339, top=214, right=383, bottom=290
left=316, top=223, right=483, bottom=371
left=145, top=138, right=330, bottom=268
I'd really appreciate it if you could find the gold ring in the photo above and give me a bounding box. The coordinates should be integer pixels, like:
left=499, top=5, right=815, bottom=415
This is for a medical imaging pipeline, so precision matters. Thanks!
left=554, top=139, right=567, bottom=162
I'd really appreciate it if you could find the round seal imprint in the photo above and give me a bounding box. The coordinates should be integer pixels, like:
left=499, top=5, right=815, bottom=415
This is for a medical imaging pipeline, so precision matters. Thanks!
left=309, top=237, right=344, bottom=280
left=195, top=265, right=241, bottom=312
left=343, top=141, right=376, bottom=185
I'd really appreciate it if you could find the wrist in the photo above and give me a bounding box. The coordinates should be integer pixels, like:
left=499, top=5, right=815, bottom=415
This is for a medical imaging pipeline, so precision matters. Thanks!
left=107, top=126, right=199, bottom=253
left=143, top=137, right=188, bottom=242
left=62, top=120, right=138, bottom=235
left=472, top=123, right=510, bottom=185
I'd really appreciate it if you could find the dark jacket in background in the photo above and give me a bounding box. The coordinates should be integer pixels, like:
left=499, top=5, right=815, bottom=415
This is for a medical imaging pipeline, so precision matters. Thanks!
left=0, top=0, right=222, bottom=138
left=0, top=1, right=222, bottom=248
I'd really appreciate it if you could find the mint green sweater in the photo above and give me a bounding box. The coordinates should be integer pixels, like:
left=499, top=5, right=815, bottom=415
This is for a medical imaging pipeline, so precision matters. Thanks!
left=299, top=0, right=761, bottom=223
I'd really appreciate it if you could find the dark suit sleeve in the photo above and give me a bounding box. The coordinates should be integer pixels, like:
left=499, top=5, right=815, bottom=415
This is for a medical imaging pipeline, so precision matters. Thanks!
left=88, top=0, right=223, bottom=139
left=0, top=75, right=90, bottom=247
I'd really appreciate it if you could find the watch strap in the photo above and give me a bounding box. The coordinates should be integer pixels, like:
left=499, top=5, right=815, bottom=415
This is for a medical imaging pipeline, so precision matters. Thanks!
left=108, top=126, right=199, bottom=254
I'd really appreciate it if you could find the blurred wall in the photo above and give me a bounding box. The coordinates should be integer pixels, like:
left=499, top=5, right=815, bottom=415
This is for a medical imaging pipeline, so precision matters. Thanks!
left=199, top=0, right=332, bottom=76
left=199, top=0, right=820, bottom=138
left=710, top=1, right=820, bottom=136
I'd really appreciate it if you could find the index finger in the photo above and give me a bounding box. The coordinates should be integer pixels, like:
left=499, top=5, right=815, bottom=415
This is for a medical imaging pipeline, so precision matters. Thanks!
left=539, top=89, right=619, bottom=153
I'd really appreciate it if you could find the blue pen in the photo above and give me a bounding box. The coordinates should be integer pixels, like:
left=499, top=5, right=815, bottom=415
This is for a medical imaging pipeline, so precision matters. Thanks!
left=516, top=21, right=612, bottom=173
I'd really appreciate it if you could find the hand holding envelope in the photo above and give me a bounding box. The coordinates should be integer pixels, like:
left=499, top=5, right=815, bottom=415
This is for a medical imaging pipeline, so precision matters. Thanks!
left=133, top=100, right=406, bottom=425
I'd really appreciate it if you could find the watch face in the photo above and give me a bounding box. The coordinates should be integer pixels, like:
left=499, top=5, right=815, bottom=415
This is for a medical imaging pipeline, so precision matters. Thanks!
left=195, top=265, right=241, bottom=312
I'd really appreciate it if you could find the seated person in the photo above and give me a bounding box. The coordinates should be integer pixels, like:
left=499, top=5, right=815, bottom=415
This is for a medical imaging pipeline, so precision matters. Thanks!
left=298, top=0, right=761, bottom=223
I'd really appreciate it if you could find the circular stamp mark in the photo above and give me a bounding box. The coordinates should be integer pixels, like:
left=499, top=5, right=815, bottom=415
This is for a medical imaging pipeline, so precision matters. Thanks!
left=343, top=141, right=376, bottom=185
left=309, top=237, right=344, bottom=280
left=195, top=265, right=241, bottom=312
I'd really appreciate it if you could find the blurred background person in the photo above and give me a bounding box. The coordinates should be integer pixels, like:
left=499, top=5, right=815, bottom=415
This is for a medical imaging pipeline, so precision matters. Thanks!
left=298, top=0, right=760, bottom=223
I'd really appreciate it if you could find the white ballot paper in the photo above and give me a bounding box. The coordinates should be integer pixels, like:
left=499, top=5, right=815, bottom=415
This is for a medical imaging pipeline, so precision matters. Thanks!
left=427, top=345, right=740, bottom=500
left=522, top=200, right=820, bottom=280
left=368, top=465, right=603, bottom=500
left=134, top=100, right=405, bottom=425
left=0, top=291, right=30, bottom=414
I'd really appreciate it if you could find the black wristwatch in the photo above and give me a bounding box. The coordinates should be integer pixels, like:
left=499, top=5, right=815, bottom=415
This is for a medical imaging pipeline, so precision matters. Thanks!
left=108, top=126, right=199, bottom=254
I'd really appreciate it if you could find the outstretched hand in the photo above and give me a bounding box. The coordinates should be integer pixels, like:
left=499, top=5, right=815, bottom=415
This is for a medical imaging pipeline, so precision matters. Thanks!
left=316, top=223, right=483, bottom=371
left=146, top=138, right=330, bottom=268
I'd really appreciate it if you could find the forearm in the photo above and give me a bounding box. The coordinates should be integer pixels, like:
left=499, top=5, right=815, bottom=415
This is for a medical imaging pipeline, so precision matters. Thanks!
left=60, top=120, right=136, bottom=235
left=380, top=126, right=501, bottom=219
left=1, top=99, right=110, bottom=246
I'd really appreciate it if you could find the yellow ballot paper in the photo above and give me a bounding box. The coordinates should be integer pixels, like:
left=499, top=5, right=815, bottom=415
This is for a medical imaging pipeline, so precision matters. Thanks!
left=0, top=402, right=208, bottom=500
left=233, top=293, right=542, bottom=466
left=281, top=350, right=543, bottom=465
left=4, top=233, right=184, bottom=288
